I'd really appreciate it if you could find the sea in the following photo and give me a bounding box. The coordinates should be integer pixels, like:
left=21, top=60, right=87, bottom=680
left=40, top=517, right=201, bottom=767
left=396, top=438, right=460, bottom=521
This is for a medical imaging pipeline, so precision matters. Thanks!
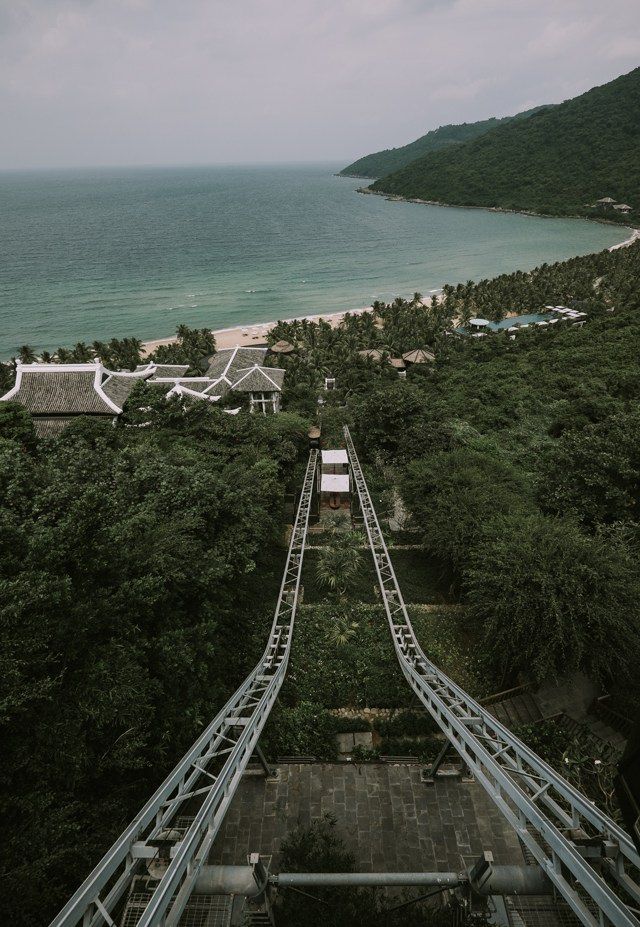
left=0, top=163, right=626, bottom=357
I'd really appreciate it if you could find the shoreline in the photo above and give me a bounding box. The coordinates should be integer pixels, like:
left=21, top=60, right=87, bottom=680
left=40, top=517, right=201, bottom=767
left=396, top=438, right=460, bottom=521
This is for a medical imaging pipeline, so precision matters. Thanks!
left=357, top=186, right=639, bottom=237
left=141, top=304, right=380, bottom=356
left=141, top=215, right=637, bottom=358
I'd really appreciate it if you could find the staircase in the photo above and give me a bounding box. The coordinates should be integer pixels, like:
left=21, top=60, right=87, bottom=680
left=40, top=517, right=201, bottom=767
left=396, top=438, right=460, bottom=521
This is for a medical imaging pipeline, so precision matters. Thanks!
left=482, top=684, right=543, bottom=728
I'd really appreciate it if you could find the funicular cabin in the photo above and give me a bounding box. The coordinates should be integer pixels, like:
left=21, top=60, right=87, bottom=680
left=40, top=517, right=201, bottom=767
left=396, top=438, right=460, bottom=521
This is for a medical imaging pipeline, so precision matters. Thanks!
left=318, top=449, right=350, bottom=511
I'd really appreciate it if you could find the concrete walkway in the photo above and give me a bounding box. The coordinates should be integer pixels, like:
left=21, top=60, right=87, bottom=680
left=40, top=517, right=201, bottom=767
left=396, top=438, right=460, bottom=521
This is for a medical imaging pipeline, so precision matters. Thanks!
left=209, top=763, right=524, bottom=873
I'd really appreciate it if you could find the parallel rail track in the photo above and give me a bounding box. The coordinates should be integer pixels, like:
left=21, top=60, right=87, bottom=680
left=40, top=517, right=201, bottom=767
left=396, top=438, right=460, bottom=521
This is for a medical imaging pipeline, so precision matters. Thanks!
left=50, top=450, right=318, bottom=927
left=344, top=425, right=640, bottom=927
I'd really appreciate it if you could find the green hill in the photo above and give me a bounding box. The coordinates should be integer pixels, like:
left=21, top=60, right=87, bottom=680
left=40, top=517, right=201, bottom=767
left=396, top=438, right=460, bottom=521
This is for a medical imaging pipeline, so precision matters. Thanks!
left=340, top=108, right=547, bottom=179
left=369, top=68, right=640, bottom=222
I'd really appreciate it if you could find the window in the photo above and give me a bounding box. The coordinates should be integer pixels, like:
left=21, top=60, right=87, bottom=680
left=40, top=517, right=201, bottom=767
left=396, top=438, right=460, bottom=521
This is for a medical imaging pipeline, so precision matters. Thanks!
left=249, top=392, right=279, bottom=415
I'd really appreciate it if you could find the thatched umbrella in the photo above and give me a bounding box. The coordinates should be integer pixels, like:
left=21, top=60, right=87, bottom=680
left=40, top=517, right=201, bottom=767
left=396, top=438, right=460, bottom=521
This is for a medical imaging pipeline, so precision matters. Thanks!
left=358, top=348, right=384, bottom=362
left=388, top=357, right=406, bottom=370
left=402, top=348, right=435, bottom=365
left=269, top=339, right=295, bottom=355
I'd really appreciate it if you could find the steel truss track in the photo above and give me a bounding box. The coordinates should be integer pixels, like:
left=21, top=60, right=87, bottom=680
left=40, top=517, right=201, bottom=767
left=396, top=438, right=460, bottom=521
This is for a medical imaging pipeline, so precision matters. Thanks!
left=344, top=426, right=640, bottom=927
left=51, top=450, right=318, bottom=927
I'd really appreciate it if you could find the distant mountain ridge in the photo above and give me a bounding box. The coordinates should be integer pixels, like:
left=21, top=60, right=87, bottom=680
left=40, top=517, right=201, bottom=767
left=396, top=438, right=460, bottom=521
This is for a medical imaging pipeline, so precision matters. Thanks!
left=367, top=68, right=640, bottom=223
left=339, top=107, right=550, bottom=179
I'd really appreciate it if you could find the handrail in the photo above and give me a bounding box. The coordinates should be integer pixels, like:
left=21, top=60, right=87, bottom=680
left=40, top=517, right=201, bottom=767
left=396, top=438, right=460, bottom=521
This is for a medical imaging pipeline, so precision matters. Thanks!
left=50, top=449, right=318, bottom=927
left=344, top=426, right=639, bottom=927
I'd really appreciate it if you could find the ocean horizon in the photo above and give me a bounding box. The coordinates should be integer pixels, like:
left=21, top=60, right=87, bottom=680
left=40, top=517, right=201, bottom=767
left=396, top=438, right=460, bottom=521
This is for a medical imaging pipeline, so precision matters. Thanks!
left=0, top=162, right=626, bottom=357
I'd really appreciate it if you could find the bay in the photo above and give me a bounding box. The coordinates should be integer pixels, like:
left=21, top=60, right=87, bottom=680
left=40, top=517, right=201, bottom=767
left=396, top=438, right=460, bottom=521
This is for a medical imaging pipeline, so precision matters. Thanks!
left=0, top=163, right=626, bottom=356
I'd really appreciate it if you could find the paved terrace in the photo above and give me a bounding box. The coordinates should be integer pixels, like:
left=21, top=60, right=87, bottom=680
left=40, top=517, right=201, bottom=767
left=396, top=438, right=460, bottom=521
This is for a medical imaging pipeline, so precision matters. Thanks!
left=209, top=762, right=525, bottom=872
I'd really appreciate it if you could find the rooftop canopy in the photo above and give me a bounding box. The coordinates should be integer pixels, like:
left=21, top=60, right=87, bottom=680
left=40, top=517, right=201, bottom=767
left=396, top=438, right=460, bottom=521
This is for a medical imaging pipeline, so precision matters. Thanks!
left=358, top=349, right=384, bottom=361
left=468, top=318, right=491, bottom=327
left=322, top=449, right=348, bottom=465
left=320, top=474, right=350, bottom=494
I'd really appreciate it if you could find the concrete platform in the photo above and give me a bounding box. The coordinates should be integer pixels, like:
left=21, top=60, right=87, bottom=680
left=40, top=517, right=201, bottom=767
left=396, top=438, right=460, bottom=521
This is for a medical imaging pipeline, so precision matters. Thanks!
left=209, top=763, right=525, bottom=872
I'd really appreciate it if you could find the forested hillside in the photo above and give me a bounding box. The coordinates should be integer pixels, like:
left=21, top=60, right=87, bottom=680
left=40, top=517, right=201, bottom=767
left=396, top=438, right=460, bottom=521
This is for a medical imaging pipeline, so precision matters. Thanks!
left=339, top=112, right=530, bottom=179
left=0, top=397, right=308, bottom=924
left=369, top=67, right=640, bottom=220
left=4, top=242, right=640, bottom=924
left=268, top=240, right=640, bottom=695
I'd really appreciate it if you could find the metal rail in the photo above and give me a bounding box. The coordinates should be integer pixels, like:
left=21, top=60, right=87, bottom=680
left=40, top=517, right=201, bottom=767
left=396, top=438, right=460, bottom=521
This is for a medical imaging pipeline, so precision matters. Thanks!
left=344, top=426, right=640, bottom=927
left=50, top=450, right=318, bottom=927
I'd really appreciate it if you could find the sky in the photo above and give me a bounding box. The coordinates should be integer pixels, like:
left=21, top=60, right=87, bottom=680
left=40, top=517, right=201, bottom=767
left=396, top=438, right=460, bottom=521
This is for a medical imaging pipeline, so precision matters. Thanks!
left=0, top=0, right=639, bottom=170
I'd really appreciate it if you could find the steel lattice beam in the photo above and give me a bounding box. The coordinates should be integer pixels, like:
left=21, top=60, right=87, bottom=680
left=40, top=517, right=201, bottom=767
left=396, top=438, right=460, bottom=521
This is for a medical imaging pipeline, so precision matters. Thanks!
left=343, top=425, right=640, bottom=927
left=50, top=450, right=318, bottom=927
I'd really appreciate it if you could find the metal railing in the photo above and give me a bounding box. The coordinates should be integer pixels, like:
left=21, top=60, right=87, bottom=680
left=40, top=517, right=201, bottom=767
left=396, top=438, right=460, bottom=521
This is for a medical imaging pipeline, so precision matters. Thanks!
left=344, top=425, right=640, bottom=927
left=50, top=450, right=318, bottom=927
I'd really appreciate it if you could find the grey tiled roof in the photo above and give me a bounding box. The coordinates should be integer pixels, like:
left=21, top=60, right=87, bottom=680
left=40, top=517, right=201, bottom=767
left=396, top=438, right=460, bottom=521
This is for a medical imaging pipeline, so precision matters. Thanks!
left=9, top=368, right=117, bottom=415
left=153, top=378, right=218, bottom=394
left=33, top=416, right=75, bottom=438
left=149, top=364, right=190, bottom=378
left=101, top=371, right=153, bottom=406
left=230, top=366, right=285, bottom=393
left=205, top=347, right=268, bottom=380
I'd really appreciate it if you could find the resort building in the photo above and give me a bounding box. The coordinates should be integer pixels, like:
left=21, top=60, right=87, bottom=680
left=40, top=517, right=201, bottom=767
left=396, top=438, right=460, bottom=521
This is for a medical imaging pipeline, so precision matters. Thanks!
left=613, top=204, right=632, bottom=214
left=147, top=347, right=285, bottom=413
left=455, top=307, right=589, bottom=339
left=0, top=347, right=286, bottom=436
left=0, top=360, right=154, bottom=437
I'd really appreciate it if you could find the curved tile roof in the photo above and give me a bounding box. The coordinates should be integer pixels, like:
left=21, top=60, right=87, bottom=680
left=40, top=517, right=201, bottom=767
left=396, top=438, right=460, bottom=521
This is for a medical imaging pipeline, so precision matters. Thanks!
left=3, top=364, right=120, bottom=415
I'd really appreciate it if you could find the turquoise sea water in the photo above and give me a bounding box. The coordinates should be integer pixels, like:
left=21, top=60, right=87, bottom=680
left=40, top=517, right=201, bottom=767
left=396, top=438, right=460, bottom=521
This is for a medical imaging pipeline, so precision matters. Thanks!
left=0, top=163, right=626, bottom=356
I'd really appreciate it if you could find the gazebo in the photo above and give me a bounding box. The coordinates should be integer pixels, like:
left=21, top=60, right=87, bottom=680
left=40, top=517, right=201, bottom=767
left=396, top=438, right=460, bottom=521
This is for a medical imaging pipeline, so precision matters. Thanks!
left=269, top=340, right=295, bottom=356
left=402, top=348, right=436, bottom=364
left=389, top=357, right=406, bottom=376
left=358, top=349, right=384, bottom=362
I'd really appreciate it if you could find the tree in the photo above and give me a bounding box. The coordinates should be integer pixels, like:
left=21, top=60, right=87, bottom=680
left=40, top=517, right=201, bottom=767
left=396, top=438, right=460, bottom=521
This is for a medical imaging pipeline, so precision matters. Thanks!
left=0, top=402, right=37, bottom=453
left=0, top=405, right=307, bottom=925
left=17, top=345, right=36, bottom=364
left=149, top=326, right=216, bottom=370
left=401, top=445, right=531, bottom=572
left=326, top=615, right=359, bottom=646
left=539, top=408, right=640, bottom=529
left=465, top=513, right=640, bottom=683
left=277, top=815, right=453, bottom=926
left=315, top=543, right=363, bottom=596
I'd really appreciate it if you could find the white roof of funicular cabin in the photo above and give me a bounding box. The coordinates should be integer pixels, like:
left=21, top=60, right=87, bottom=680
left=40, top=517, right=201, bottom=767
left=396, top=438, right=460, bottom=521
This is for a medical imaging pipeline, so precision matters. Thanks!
left=320, top=474, right=350, bottom=493
left=322, top=449, right=349, bottom=465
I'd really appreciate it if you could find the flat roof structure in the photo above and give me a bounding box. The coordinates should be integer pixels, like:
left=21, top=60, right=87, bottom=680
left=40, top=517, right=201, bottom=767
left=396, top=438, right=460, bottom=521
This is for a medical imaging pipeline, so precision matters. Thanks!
left=321, top=449, right=348, bottom=466
left=320, top=474, right=350, bottom=493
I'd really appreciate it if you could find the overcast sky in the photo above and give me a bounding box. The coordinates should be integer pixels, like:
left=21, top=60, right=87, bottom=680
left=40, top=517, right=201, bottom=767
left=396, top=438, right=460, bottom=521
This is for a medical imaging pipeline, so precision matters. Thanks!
left=1, top=0, right=639, bottom=170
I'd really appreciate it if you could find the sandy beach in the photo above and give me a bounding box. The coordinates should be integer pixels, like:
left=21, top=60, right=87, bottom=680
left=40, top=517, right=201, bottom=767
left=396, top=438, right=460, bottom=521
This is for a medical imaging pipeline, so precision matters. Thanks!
left=140, top=305, right=377, bottom=357
left=139, top=223, right=639, bottom=358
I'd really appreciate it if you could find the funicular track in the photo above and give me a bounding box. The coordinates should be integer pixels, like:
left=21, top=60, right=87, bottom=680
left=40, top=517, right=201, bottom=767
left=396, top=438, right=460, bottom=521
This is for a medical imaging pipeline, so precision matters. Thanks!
left=50, top=450, right=318, bottom=927
left=343, top=425, right=640, bottom=927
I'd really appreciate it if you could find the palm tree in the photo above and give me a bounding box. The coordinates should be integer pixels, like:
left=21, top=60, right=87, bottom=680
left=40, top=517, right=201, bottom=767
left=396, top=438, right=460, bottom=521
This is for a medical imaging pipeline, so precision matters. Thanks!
left=315, top=543, right=363, bottom=596
left=40, top=351, right=53, bottom=363
left=72, top=342, right=92, bottom=362
left=326, top=615, right=359, bottom=647
left=18, top=345, right=37, bottom=364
